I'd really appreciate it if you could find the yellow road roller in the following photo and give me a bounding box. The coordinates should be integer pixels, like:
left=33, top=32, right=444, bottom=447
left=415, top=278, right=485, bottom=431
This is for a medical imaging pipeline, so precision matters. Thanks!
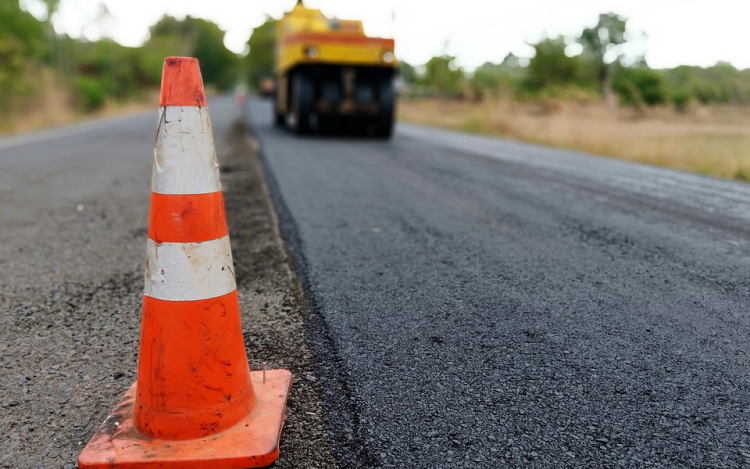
left=274, top=1, right=397, bottom=137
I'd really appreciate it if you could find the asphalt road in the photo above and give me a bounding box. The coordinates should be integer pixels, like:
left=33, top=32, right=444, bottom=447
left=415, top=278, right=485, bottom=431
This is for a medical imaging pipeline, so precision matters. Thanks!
left=0, top=98, right=337, bottom=468
left=4, top=96, right=750, bottom=468
left=248, top=97, right=750, bottom=468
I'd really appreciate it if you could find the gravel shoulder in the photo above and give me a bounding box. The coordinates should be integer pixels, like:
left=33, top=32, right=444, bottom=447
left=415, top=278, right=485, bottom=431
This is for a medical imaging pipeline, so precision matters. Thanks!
left=0, top=101, right=336, bottom=468
left=222, top=118, right=337, bottom=468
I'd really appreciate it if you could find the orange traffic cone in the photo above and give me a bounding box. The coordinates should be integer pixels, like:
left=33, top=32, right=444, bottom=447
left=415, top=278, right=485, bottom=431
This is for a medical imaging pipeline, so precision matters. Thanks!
left=78, top=57, right=292, bottom=469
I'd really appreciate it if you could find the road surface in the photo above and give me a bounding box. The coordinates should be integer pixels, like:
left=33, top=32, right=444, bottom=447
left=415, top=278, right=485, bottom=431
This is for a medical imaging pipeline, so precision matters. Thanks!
left=248, top=97, right=750, bottom=468
left=0, top=98, right=336, bottom=468
left=4, top=95, right=749, bottom=468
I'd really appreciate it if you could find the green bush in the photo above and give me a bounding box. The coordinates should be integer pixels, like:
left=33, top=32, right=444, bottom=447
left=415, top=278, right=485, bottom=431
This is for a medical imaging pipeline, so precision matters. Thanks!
left=470, top=62, right=520, bottom=100
left=612, top=67, right=669, bottom=106
left=671, top=89, right=692, bottom=112
left=422, top=55, right=465, bottom=98
left=75, top=76, right=106, bottom=111
left=532, top=84, right=600, bottom=103
left=523, top=38, right=583, bottom=92
left=693, top=81, right=726, bottom=104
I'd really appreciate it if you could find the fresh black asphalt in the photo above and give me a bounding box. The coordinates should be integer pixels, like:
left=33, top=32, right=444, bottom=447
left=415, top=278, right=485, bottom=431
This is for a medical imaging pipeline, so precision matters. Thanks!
left=248, top=98, right=750, bottom=468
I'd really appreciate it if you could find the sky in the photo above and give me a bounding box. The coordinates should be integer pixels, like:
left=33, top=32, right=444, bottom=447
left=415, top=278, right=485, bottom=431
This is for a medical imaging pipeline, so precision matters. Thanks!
left=21, top=0, right=750, bottom=71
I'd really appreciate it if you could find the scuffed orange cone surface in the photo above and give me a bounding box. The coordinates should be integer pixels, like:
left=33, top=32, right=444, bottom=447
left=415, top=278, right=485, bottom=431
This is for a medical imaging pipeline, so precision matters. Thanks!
left=159, top=57, right=207, bottom=106
left=78, top=57, right=292, bottom=469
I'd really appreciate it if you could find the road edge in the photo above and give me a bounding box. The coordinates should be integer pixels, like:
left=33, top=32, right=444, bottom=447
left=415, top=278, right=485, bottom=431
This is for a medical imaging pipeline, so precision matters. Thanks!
left=242, top=101, right=382, bottom=468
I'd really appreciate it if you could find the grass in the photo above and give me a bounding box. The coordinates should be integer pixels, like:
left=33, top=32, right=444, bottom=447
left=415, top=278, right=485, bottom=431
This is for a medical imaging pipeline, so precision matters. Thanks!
left=398, top=98, right=750, bottom=182
left=0, top=70, right=156, bottom=136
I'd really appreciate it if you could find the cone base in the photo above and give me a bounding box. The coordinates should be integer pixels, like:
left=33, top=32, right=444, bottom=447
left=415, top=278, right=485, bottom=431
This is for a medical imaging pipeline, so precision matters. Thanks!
left=78, top=370, right=292, bottom=469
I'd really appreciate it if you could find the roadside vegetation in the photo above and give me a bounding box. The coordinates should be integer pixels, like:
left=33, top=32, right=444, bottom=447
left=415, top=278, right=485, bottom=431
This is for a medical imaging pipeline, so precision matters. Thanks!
left=399, top=100, right=750, bottom=181
left=0, top=1, right=243, bottom=133
left=396, top=13, right=750, bottom=181
left=3, top=3, right=750, bottom=181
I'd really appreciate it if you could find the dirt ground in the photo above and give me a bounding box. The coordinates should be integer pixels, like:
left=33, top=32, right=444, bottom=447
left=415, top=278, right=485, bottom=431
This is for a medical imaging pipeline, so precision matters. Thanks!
left=399, top=98, right=750, bottom=181
left=0, top=117, right=337, bottom=468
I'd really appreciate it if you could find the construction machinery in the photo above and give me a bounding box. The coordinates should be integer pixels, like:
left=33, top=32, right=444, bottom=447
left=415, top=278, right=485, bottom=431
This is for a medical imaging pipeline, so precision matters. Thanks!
left=274, top=1, right=396, bottom=137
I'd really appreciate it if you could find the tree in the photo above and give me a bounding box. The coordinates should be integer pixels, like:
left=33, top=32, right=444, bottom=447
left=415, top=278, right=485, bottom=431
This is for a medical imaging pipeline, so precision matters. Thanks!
left=423, top=55, right=464, bottom=98
left=70, top=38, right=150, bottom=109
left=661, top=62, right=750, bottom=106
left=399, top=61, right=417, bottom=85
left=612, top=66, right=669, bottom=109
left=146, top=15, right=239, bottom=91
left=0, top=1, right=46, bottom=113
left=470, top=62, right=503, bottom=100
left=245, top=16, right=276, bottom=88
left=0, top=1, right=45, bottom=53
left=523, top=37, right=581, bottom=91
left=191, top=18, right=239, bottom=90
left=579, top=13, right=627, bottom=111
left=469, top=58, right=523, bottom=101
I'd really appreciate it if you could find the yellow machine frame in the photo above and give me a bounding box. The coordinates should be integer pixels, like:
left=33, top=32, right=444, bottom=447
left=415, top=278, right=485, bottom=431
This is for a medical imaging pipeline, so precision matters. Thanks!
left=275, top=2, right=396, bottom=75
left=273, top=1, right=397, bottom=137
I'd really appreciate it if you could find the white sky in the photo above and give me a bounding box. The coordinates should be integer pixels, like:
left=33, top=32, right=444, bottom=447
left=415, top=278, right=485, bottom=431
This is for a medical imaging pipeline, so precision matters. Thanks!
left=23, top=0, right=750, bottom=71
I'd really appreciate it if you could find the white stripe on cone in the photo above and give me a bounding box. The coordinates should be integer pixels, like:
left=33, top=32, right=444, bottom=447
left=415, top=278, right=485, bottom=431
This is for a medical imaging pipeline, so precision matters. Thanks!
left=144, top=236, right=236, bottom=301
left=152, top=106, right=221, bottom=195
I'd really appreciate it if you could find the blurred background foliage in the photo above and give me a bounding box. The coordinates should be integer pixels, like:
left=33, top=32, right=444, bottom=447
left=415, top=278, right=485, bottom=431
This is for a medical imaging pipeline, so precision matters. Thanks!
left=388, top=12, right=750, bottom=112
left=1, top=0, right=241, bottom=121
left=2, top=1, right=750, bottom=127
left=0, top=1, right=47, bottom=113
left=245, top=16, right=276, bottom=89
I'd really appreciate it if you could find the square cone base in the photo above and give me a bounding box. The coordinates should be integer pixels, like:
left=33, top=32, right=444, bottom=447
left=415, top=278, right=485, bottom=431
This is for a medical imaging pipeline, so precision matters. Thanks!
left=78, top=369, right=292, bottom=469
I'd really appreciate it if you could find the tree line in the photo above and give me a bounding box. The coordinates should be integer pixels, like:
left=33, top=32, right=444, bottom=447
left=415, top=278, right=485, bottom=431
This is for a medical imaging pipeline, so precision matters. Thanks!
left=401, top=14, right=750, bottom=112
left=3, top=2, right=748, bottom=122
left=241, top=13, right=750, bottom=112
left=1, top=1, right=241, bottom=119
